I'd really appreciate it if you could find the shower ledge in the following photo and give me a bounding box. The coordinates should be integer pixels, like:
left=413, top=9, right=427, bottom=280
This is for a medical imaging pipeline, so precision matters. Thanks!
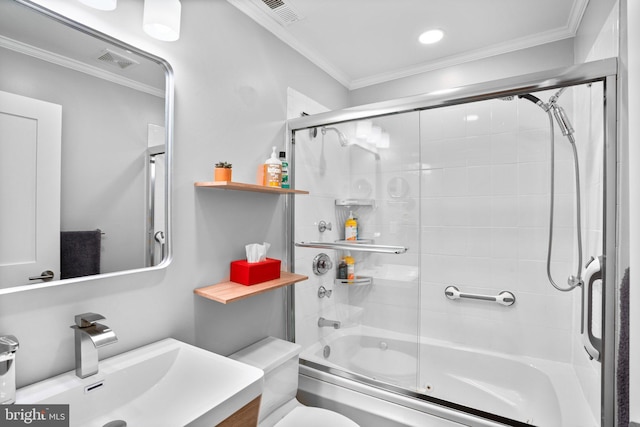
left=195, top=181, right=309, bottom=194
left=194, top=271, right=308, bottom=304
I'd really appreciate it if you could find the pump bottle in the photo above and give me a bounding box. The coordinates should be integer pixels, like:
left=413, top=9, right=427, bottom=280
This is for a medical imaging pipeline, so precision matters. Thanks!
left=264, top=146, right=282, bottom=187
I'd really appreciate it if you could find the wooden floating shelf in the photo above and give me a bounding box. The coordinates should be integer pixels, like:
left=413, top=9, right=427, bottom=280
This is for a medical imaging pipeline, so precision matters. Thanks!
left=194, top=181, right=309, bottom=195
left=194, top=271, right=308, bottom=304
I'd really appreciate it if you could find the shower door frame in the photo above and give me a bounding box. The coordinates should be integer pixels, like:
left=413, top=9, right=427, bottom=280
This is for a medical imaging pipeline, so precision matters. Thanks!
left=284, top=57, right=619, bottom=426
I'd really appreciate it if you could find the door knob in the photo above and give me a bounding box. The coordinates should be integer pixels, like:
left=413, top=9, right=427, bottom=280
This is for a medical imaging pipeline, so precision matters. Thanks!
left=28, top=270, right=55, bottom=281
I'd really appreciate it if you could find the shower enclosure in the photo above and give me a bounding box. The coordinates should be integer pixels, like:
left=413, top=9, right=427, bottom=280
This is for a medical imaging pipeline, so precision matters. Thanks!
left=285, top=59, right=618, bottom=426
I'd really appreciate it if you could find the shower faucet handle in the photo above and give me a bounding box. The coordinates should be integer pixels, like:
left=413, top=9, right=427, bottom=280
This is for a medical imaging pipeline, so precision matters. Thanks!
left=318, top=285, right=332, bottom=298
left=318, top=220, right=332, bottom=233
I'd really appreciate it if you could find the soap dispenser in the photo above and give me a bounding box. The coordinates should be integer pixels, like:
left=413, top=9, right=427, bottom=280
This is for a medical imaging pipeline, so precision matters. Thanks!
left=264, top=146, right=282, bottom=187
left=0, top=335, right=19, bottom=404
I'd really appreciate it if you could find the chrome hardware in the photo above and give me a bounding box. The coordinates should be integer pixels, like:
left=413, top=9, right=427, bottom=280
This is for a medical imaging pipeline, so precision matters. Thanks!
left=70, top=312, right=118, bottom=378
left=581, top=256, right=602, bottom=361
left=318, top=317, right=341, bottom=329
left=444, top=286, right=516, bottom=307
left=28, top=270, right=55, bottom=281
left=0, top=335, right=19, bottom=404
left=318, top=285, right=332, bottom=298
left=323, top=345, right=331, bottom=358
left=154, top=230, right=166, bottom=263
left=318, top=220, right=332, bottom=233
left=297, top=241, right=408, bottom=254
left=312, top=253, right=333, bottom=276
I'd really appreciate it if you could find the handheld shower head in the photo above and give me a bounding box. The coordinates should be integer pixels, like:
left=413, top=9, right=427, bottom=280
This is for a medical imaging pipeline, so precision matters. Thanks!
left=552, top=104, right=576, bottom=144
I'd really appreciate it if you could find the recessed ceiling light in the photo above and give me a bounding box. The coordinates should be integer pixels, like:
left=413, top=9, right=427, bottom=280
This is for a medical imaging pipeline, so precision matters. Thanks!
left=419, top=29, right=444, bottom=45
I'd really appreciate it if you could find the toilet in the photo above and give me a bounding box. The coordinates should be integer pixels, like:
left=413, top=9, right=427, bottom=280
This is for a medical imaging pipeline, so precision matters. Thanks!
left=230, top=336, right=359, bottom=427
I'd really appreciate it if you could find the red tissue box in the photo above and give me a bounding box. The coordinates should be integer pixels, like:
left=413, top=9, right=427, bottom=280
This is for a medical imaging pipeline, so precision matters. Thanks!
left=230, top=258, right=281, bottom=286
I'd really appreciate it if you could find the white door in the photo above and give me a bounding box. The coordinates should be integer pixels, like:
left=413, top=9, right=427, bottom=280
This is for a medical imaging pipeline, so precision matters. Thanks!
left=0, top=90, right=61, bottom=288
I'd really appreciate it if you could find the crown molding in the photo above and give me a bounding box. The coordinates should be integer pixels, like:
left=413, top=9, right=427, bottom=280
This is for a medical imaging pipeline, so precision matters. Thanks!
left=227, top=0, right=351, bottom=88
left=349, top=26, right=578, bottom=90
left=0, top=35, right=165, bottom=98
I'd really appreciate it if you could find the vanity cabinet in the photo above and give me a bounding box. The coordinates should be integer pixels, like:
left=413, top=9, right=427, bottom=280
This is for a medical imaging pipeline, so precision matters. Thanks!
left=217, top=396, right=261, bottom=427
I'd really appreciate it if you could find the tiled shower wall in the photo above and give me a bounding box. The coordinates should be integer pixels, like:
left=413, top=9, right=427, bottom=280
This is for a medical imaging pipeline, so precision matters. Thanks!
left=417, top=92, right=581, bottom=362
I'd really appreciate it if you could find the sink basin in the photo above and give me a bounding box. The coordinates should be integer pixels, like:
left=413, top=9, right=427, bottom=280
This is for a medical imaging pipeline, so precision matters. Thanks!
left=16, top=338, right=263, bottom=427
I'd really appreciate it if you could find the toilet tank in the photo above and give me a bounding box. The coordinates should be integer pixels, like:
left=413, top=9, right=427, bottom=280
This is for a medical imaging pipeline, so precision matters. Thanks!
left=230, top=337, right=301, bottom=422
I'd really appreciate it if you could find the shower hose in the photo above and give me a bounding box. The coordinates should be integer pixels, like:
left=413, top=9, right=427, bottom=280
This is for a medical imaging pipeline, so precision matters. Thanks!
left=545, top=109, right=583, bottom=292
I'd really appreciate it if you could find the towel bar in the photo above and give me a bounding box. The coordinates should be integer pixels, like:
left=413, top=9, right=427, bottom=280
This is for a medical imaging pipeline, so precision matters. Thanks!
left=444, top=286, right=516, bottom=306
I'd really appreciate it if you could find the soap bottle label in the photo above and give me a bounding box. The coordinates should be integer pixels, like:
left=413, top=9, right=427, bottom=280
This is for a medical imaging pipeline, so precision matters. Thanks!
left=265, top=164, right=282, bottom=187
left=279, top=151, right=290, bottom=189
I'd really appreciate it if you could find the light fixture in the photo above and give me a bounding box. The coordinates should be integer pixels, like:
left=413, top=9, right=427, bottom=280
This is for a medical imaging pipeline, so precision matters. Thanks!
left=143, top=0, right=182, bottom=42
left=419, top=29, right=444, bottom=45
left=78, top=0, right=117, bottom=11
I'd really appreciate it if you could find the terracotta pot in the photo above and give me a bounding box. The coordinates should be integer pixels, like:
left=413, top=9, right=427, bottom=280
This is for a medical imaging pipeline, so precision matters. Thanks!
left=214, top=167, right=232, bottom=182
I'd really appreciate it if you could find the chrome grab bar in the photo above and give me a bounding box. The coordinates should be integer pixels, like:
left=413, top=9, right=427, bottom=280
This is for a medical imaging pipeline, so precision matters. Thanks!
left=444, top=286, right=516, bottom=307
left=295, top=241, right=408, bottom=254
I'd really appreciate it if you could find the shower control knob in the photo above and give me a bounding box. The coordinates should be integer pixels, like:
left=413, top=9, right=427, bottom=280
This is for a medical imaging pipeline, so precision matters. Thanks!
left=318, top=220, right=332, bottom=233
left=318, top=285, right=332, bottom=298
left=312, top=253, right=333, bottom=275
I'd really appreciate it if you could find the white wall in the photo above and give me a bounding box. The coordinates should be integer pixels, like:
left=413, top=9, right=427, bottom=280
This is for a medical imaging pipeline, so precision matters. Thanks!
left=1, top=0, right=348, bottom=388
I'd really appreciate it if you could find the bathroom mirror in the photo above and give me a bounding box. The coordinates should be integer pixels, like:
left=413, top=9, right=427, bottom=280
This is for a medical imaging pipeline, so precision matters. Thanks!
left=0, top=0, right=173, bottom=294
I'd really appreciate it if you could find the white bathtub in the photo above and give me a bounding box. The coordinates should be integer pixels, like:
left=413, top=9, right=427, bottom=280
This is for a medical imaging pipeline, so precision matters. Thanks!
left=300, top=327, right=596, bottom=427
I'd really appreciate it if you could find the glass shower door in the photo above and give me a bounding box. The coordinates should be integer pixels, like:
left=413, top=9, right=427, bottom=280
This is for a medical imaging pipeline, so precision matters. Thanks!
left=293, top=112, right=421, bottom=391
left=418, top=84, right=604, bottom=426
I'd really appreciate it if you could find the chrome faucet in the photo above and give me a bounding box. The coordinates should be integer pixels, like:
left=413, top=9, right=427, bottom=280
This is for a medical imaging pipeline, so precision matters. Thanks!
left=0, top=335, right=19, bottom=404
left=318, top=317, right=341, bottom=329
left=70, top=313, right=118, bottom=378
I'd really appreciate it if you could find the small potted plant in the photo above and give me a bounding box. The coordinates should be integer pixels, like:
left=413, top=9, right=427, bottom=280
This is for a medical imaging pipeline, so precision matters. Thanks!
left=214, top=161, right=232, bottom=182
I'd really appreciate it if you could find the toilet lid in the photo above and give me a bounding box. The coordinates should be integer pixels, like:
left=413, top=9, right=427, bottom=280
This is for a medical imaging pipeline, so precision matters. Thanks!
left=274, top=407, right=359, bottom=427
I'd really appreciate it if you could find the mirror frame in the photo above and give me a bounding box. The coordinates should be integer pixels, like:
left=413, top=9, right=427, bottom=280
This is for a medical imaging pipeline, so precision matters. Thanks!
left=0, top=0, right=174, bottom=295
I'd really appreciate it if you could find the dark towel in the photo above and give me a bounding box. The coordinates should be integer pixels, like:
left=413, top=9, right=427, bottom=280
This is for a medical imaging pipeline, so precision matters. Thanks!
left=618, top=267, right=630, bottom=426
left=60, top=230, right=101, bottom=279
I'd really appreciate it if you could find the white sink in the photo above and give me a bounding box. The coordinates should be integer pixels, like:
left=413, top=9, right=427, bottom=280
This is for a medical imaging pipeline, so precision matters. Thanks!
left=16, top=338, right=263, bottom=427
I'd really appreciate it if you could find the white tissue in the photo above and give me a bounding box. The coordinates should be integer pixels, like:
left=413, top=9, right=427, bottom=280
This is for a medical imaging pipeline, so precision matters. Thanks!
left=245, top=242, right=270, bottom=263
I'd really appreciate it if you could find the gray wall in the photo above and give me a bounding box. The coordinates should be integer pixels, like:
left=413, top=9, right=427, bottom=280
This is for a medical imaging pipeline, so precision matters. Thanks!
left=3, top=0, right=348, bottom=388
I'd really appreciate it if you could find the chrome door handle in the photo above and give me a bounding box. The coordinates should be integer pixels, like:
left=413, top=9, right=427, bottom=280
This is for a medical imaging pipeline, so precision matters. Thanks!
left=581, top=256, right=602, bottom=362
left=28, top=270, right=55, bottom=281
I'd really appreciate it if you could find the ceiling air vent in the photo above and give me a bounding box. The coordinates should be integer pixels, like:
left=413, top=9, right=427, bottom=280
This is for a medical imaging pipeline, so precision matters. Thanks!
left=96, top=49, right=139, bottom=70
left=259, top=0, right=304, bottom=26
